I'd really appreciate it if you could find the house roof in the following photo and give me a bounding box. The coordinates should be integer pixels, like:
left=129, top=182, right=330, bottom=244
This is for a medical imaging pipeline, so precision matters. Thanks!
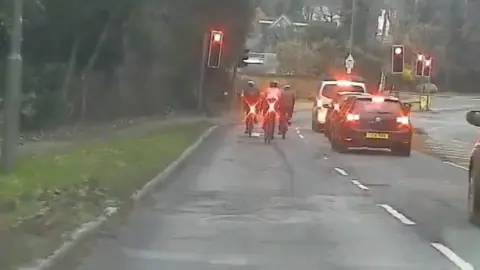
left=258, top=14, right=309, bottom=27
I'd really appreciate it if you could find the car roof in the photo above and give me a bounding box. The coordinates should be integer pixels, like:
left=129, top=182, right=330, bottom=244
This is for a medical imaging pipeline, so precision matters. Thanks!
left=338, top=91, right=370, bottom=96
left=319, top=74, right=365, bottom=82
left=322, top=80, right=366, bottom=87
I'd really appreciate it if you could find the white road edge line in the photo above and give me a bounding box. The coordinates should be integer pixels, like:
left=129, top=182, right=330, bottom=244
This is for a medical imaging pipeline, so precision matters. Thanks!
left=333, top=167, right=348, bottom=176
left=378, top=204, right=416, bottom=225
left=351, top=180, right=369, bottom=190
left=431, top=243, right=474, bottom=270
left=298, top=134, right=304, bottom=139
left=444, top=161, right=468, bottom=171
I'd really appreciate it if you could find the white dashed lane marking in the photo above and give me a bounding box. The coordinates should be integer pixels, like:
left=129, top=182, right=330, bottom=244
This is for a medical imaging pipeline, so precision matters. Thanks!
left=431, top=243, right=474, bottom=270
left=378, top=204, right=416, bottom=225
left=351, top=179, right=369, bottom=190
left=333, top=167, right=348, bottom=176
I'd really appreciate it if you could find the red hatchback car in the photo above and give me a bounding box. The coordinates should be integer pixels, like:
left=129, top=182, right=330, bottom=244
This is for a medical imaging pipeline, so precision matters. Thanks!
left=330, top=95, right=412, bottom=156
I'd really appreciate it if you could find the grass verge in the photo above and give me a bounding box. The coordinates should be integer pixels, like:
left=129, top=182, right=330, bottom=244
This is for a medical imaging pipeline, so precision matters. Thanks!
left=0, top=122, right=210, bottom=269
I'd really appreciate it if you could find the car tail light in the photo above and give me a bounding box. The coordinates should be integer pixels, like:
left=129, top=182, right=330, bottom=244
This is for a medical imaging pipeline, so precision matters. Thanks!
left=396, top=116, right=409, bottom=125
left=346, top=113, right=360, bottom=121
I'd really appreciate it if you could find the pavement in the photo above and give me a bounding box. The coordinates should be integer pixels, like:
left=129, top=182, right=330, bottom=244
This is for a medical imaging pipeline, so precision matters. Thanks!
left=64, top=109, right=480, bottom=270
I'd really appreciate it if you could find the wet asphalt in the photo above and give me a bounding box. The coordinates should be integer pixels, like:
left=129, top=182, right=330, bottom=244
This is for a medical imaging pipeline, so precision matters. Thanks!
left=71, top=110, right=480, bottom=270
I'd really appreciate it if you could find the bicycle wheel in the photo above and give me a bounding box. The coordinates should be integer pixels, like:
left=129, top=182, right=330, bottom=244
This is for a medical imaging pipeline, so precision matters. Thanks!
left=264, top=119, right=272, bottom=144
left=280, top=119, right=287, bottom=139
left=247, top=117, right=253, bottom=137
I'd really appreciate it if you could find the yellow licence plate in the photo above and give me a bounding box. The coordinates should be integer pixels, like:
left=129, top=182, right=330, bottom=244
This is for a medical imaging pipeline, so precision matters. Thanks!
left=365, top=132, right=389, bottom=139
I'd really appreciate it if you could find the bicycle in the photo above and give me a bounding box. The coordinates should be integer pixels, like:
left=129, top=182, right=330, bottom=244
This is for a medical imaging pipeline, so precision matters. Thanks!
left=278, top=112, right=288, bottom=139
left=263, top=98, right=277, bottom=144
left=245, top=102, right=258, bottom=138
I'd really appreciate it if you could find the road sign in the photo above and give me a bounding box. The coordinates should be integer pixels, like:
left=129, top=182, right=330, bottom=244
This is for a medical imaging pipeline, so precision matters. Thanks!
left=345, top=54, right=354, bottom=68
left=345, top=54, right=354, bottom=74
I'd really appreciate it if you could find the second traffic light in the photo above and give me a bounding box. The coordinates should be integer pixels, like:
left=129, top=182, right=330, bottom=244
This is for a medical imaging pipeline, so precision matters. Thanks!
left=415, top=53, right=424, bottom=76
left=391, top=45, right=404, bottom=74
left=423, top=56, right=432, bottom=77
left=207, top=30, right=224, bottom=68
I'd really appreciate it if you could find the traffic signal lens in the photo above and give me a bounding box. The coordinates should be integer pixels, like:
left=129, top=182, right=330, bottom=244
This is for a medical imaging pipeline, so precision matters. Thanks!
left=425, top=60, right=431, bottom=66
left=417, top=54, right=423, bottom=61
left=395, top=47, right=402, bottom=54
left=213, top=33, right=222, bottom=42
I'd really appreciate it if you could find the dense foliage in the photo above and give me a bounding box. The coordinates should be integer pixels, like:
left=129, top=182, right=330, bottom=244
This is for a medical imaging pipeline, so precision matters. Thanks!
left=0, top=0, right=254, bottom=130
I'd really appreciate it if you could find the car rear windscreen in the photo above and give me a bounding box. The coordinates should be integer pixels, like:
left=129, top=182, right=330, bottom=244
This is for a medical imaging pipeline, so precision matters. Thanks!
left=322, top=85, right=365, bottom=99
left=352, top=99, right=403, bottom=114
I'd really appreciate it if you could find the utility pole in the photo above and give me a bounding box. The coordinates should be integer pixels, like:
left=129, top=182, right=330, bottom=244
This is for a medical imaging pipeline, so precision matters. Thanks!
left=197, top=31, right=208, bottom=111
left=348, top=0, right=356, bottom=53
left=1, top=0, right=24, bottom=173
left=380, top=9, right=388, bottom=43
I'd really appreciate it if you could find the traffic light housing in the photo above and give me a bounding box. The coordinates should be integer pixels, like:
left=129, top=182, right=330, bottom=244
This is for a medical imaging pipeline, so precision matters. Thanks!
left=238, top=49, right=249, bottom=67
left=207, top=30, right=224, bottom=68
left=415, top=53, right=424, bottom=76
left=423, top=56, right=432, bottom=77
left=391, top=45, right=404, bottom=74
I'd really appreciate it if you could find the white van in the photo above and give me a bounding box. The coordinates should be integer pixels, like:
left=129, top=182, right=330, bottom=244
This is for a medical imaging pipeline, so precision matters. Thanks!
left=311, top=80, right=367, bottom=132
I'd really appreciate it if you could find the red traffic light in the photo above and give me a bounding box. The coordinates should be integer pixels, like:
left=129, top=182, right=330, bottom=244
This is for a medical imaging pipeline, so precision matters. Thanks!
left=391, top=45, right=404, bottom=73
left=423, top=56, right=432, bottom=77
left=207, top=30, right=224, bottom=68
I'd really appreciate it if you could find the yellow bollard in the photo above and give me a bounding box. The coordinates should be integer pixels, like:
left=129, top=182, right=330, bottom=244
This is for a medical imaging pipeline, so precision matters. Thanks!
left=419, top=94, right=432, bottom=111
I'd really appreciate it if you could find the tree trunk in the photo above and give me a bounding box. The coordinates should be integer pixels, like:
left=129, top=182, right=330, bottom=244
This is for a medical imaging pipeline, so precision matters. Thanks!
left=61, top=37, right=80, bottom=102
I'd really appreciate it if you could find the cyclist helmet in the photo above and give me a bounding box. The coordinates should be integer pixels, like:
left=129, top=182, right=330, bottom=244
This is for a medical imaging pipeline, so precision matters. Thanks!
left=247, top=80, right=255, bottom=87
left=269, top=81, right=279, bottom=88
left=284, top=84, right=291, bottom=90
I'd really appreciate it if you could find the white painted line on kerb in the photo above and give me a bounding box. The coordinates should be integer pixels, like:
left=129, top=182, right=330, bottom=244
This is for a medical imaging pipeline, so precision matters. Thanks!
left=333, top=167, right=348, bottom=176
left=444, top=161, right=468, bottom=171
left=378, top=204, right=416, bottom=225
left=431, top=243, right=474, bottom=270
left=351, top=179, right=369, bottom=190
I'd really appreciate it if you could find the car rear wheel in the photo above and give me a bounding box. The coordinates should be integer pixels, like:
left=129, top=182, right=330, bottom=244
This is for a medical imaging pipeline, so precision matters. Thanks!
left=468, top=171, right=480, bottom=225
left=324, top=125, right=330, bottom=138
left=312, top=120, right=322, bottom=133
left=331, top=133, right=347, bottom=153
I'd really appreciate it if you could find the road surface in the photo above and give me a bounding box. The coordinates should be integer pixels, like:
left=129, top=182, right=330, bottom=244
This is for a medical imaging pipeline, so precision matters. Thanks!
left=71, top=110, right=480, bottom=270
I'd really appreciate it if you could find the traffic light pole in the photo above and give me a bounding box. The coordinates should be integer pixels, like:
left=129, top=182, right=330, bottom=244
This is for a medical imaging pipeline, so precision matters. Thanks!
left=197, top=31, right=208, bottom=111
left=1, top=0, right=23, bottom=173
left=348, top=0, right=356, bottom=53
